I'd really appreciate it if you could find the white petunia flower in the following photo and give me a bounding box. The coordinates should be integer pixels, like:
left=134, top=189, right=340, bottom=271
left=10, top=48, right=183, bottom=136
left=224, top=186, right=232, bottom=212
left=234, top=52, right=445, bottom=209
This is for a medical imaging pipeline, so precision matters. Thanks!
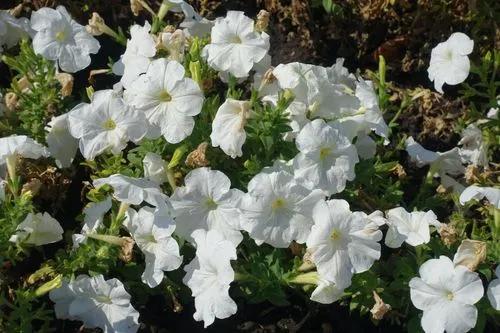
left=125, top=206, right=182, bottom=287
left=459, top=185, right=500, bottom=209
left=49, top=275, right=140, bottom=333
left=171, top=167, right=244, bottom=246
left=45, top=114, right=78, bottom=168
left=0, top=135, right=49, bottom=166
left=306, top=199, right=382, bottom=288
left=428, top=32, right=474, bottom=93
left=158, top=29, right=186, bottom=62
left=202, top=11, right=270, bottom=78
left=210, top=99, right=250, bottom=158
left=68, top=89, right=149, bottom=160
left=487, top=266, right=500, bottom=310
left=405, top=136, right=465, bottom=192
left=293, top=119, right=359, bottom=195
left=143, top=152, right=168, bottom=185
left=124, top=58, right=204, bottom=143
left=0, top=177, right=5, bottom=202
left=183, top=229, right=237, bottom=327
left=240, top=170, right=324, bottom=248
left=180, top=3, right=214, bottom=37
left=114, top=22, right=156, bottom=89
left=30, top=6, right=100, bottom=73
left=0, top=10, right=31, bottom=54
left=409, top=256, right=483, bottom=333
left=9, top=212, right=63, bottom=246
left=384, top=207, right=440, bottom=248
left=310, top=278, right=345, bottom=304
left=72, top=197, right=112, bottom=248
left=93, top=174, right=172, bottom=211
left=458, top=124, right=488, bottom=167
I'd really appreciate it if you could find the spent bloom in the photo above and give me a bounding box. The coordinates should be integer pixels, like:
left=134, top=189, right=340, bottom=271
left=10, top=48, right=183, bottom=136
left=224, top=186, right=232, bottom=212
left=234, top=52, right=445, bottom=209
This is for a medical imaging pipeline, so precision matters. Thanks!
left=9, top=212, right=63, bottom=246
left=45, top=114, right=78, bottom=168
left=487, top=266, right=500, bottom=310
left=453, top=239, right=486, bottom=272
left=125, top=207, right=182, bottom=287
left=384, top=207, right=440, bottom=248
left=428, top=32, right=474, bottom=93
left=30, top=6, right=100, bottom=73
left=124, top=58, right=204, bottom=144
left=202, top=11, right=270, bottom=78
left=210, top=99, right=251, bottom=158
left=239, top=170, right=324, bottom=248
left=72, top=197, right=112, bottom=248
left=409, top=256, right=483, bottom=333
left=183, top=229, right=237, bottom=327
left=171, top=167, right=244, bottom=246
left=68, top=89, right=149, bottom=160
left=306, top=199, right=382, bottom=288
left=49, top=275, right=139, bottom=333
left=293, top=119, right=359, bottom=195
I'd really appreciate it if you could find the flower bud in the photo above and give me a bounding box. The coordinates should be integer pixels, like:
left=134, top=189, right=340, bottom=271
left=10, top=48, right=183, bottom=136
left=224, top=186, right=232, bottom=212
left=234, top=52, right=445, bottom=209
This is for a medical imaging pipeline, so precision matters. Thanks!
left=56, top=73, right=74, bottom=97
left=34, top=275, right=62, bottom=297
left=168, top=145, right=189, bottom=169
left=453, top=239, right=486, bottom=271
left=370, top=291, right=391, bottom=320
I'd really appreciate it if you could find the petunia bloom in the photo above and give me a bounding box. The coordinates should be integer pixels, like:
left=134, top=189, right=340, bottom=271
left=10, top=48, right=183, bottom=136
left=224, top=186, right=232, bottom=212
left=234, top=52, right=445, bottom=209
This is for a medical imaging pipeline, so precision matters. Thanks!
left=143, top=152, right=168, bottom=185
left=458, top=124, right=488, bottom=167
left=487, top=266, right=500, bottom=310
left=72, top=197, right=112, bottom=248
left=0, top=135, right=49, bottom=166
left=409, top=256, right=483, bottom=333
left=183, top=229, right=237, bottom=327
left=459, top=185, right=500, bottom=209
left=306, top=199, right=382, bottom=288
left=428, top=32, right=474, bottom=93
left=0, top=10, right=31, bottom=54
left=49, top=274, right=140, bottom=333
left=30, top=6, right=100, bottom=73
left=202, top=11, right=270, bottom=78
left=171, top=167, right=244, bottom=246
left=124, top=58, right=204, bottom=144
left=125, top=206, right=182, bottom=287
left=384, top=207, right=440, bottom=248
left=210, top=99, right=251, bottom=158
left=9, top=212, right=63, bottom=246
left=67, top=89, right=149, bottom=160
left=45, top=114, right=78, bottom=168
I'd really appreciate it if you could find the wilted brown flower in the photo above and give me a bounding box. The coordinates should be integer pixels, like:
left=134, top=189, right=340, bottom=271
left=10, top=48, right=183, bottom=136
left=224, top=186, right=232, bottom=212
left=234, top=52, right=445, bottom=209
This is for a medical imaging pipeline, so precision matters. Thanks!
left=119, top=237, right=135, bottom=263
left=370, top=291, right=391, bottom=320
left=439, top=224, right=458, bottom=246
left=5, top=92, right=19, bottom=111
left=185, top=142, right=210, bottom=168
left=55, top=73, right=74, bottom=97
left=255, top=10, right=270, bottom=32
left=453, top=239, right=486, bottom=271
left=21, top=178, right=43, bottom=197
left=86, top=12, right=105, bottom=36
left=130, top=0, right=144, bottom=16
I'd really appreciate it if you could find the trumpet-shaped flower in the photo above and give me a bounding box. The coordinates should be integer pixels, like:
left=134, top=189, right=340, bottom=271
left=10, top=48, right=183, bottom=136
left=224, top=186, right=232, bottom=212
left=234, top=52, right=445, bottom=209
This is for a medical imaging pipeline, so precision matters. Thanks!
left=68, top=89, right=149, bottom=160
left=240, top=170, right=324, bottom=247
left=0, top=135, right=49, bottom=166
left=183, top=229, right=237, bottom=327
left=384, top=207, right=440, bottom=248
left=9, top=212, right=63, bottom=246
left=171, top=168, right=244, bottom=246
left=30, top=6, right=100, bottom=73
left=306, top=199, right=382, bottom=288
left=124, top=58, right=204, bottom=143
left=0, top=10, right=31, bottom=53
left=487, top=266, right=500, bottom=310
left=180, top=2, right=214, bottom=37
left=409, top=256, right=483, bottom=333
left=459, top=185, right=500, bottom=209
left=72, top=197, right=112, bottom=248
left=310, top=278, right=345, bottom=304
left=93, top=174, right=172, bottom=211
left=210, top=99, right=250, bottom=158
left=49, top=275, right=140, bottom=333
left=114, top=22, right=156, bottom=89
left=45, top=114, right=78, bottom=168
left=458, top=124, right=488, bottom=167
left=293, top=119, right=359, bottom=195
left=428, top=32, right=473, bottom=93
left=143, top=152, right=168, bottom=185
left=125, top=207, right=182, bottom=287
left=202, top=11, right=270, bottom=78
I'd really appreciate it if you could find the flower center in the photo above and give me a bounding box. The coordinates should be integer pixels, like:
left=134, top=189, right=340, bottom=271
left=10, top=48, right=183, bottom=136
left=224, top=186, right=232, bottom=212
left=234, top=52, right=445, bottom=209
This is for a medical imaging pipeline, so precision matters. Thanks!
left=445, top=49, right=453, bottom=61
left=144, top=234, right=157, bottom=243
left=158, top=90, right=172, bottom=102
left=446, top=291, right=454, bottom=300
left=271, top=198, right=286, bottom=210
left=55, top=31, right=66, bottom=42
left=204, top=197, right=218, bottom=210
left=319, top=147, right=332, bottom=160
left=95, top=295, right=113, bottom=304
left=102, top=119, right=116, bottom=130
left=330, top=229, right=342, bottom=241
left=230, top=35, right=242, bottom=44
